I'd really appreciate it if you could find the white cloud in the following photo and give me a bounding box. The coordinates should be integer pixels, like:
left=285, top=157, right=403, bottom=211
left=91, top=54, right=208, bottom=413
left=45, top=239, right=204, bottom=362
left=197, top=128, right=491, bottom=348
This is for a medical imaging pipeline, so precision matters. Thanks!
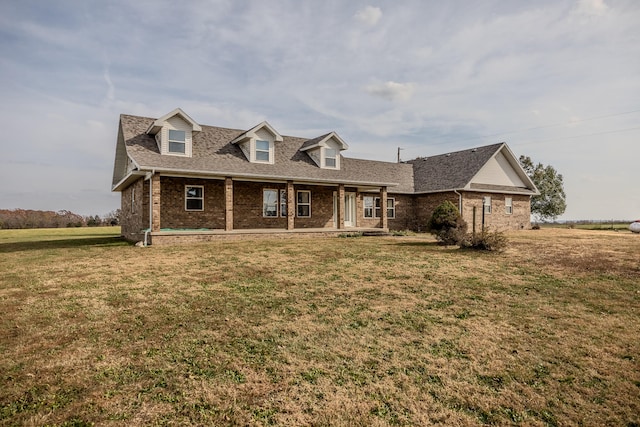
left=365, top=81, right=415, bottom=102
left=575, top=0, right=609, bottom=16
left=355, top=6, right=382, bottom=26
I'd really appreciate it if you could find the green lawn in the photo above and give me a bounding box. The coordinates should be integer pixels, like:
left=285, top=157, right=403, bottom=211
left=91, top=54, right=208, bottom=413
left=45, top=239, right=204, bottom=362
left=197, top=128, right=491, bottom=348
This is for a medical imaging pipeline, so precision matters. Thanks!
left=1, top=227, right=639, bottom=426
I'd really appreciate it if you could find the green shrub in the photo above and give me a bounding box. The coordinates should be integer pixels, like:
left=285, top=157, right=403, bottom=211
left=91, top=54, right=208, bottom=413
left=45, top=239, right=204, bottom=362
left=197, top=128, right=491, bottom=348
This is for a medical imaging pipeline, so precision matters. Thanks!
left=462, top=229, right=508, bottom=252
left=428, top=201, right=467, bottom=246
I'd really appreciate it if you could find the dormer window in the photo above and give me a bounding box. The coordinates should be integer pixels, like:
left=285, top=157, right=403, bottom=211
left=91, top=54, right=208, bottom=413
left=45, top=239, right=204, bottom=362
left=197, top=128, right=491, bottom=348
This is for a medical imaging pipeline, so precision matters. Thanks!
left=231, top=121, right=283, bottom=165
left=300, top=132, right=348, bottom=170
left=324, top=148, right=337, bottom=168
left=169, top=130, right=186, bottom=154
left=255, top=140, right=271, bottom=162
left=145, top=108, right=201, bottom=158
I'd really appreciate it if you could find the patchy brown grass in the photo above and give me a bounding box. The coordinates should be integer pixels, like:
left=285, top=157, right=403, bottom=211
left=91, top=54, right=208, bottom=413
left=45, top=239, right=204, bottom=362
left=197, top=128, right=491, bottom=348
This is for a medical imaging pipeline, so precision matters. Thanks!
left=1, top=227, right=639, bottom=426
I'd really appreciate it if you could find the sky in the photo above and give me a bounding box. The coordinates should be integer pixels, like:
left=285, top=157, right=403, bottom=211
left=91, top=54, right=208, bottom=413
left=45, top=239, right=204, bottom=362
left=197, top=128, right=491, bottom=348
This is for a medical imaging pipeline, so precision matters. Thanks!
left=1, top=0, right=639, bottom=220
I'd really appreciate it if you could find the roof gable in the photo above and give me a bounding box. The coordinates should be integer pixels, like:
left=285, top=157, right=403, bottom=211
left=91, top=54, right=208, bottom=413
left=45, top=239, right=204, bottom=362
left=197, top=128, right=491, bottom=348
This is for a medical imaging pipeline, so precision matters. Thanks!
left=408, top=143, right=537, bottom=195
left=146, top=108, right=202, bottom=135
left=231, top=121, right=283, bottom=144
left=300, top=132, right=349, bottom=152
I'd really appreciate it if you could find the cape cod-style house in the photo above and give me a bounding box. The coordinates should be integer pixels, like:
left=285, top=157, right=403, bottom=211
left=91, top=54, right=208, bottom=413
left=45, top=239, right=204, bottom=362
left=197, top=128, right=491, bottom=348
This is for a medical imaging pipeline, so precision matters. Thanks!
left=112, top=108, right=538, bottom=245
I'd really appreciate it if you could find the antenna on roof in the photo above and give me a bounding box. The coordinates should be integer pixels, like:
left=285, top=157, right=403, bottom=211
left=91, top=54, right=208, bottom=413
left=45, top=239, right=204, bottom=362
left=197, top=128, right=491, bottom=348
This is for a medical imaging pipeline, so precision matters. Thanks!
left=397, top=147, right=404, bottom=163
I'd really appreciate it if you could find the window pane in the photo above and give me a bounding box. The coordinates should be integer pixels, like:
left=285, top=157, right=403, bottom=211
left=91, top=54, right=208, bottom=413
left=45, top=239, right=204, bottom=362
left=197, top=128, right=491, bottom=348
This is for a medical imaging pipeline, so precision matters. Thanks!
left=169, top=129, right=186, bottom=141
left=169, top=141, right=185, bottom=153
left=263, top=189, right=277, bottom=217
left=256, top=140, right=270, bottom=150
left=186, top=199, right=203, bottom=210
left=186, top=187, right=202, bottom=198
left=325, top=157, right=336, bottom=167
left=297, top=191, right=309, bottom=204
left=255, top=150, right=270, bottom=161
left=297, top=205, right=310, bottom=217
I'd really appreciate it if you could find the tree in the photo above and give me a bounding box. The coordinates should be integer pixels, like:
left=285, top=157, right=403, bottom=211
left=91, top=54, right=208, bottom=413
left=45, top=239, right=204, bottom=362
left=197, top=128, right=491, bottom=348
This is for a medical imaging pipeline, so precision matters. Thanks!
left=428, top=200, right=467, bottom=245
left=519, top=155, right=567, bottom=223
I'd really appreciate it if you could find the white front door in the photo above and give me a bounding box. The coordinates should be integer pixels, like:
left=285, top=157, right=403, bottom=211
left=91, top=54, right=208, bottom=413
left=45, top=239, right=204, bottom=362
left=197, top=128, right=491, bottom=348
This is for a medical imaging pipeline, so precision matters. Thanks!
left=344, top=192, right=356, bottom=227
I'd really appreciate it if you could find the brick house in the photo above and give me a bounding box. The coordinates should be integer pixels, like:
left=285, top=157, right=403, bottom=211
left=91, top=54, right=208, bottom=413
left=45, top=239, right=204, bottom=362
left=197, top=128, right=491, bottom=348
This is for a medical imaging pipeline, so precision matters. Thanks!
left=112, top=108, right=538, bottom=245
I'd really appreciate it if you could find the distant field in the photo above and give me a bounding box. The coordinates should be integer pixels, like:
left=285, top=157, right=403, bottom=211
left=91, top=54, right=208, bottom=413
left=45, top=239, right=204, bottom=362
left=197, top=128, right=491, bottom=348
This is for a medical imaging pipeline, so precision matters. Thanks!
left=540, top=222, right=634, bottom=231
left=1, top=227, right=638, bottom=426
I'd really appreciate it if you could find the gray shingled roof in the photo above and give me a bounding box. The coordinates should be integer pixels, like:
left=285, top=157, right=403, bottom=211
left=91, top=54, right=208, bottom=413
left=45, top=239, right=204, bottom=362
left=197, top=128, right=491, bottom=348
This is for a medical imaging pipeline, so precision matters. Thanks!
left=115, top=114, right=536, bottom=196
left=408, top=143, right=504, bottom=192
left=119, top=114, right=415, bottom=192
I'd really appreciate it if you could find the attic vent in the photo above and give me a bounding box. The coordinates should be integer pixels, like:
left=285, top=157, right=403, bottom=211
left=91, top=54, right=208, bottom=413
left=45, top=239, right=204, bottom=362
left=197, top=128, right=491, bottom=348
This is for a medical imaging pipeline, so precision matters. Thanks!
left=471, top=148, right=477, bottom=152
left=446, top=154, right=451, bottom=157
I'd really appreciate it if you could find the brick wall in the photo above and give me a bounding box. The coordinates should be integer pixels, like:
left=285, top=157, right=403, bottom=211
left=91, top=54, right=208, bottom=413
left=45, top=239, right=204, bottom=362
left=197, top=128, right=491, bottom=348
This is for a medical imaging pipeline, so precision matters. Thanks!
left=413, top=192, right=460, bottom=232
left=120, top=178, right=148, bottom=241
left=357, top=193, right=414, bottom=230
left=462, top=193, right=531, bottom=232
left=160, top=177, right=226, bottom=230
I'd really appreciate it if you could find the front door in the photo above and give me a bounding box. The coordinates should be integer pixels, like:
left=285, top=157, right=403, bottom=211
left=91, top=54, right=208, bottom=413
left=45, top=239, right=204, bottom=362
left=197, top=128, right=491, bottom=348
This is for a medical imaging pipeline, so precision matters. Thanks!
left=344, top=192, right=356, bottom=227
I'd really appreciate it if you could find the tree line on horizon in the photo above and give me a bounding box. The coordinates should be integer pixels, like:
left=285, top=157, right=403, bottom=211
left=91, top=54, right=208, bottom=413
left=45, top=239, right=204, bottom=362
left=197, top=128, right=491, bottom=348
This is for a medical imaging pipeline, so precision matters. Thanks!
left=0, top=209, right=120, bottom=229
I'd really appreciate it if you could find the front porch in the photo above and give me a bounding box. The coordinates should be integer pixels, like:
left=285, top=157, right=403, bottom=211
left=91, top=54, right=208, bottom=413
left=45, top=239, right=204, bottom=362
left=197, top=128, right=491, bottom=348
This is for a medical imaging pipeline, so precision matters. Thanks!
left=146, top=226, right=389, bottom=246
left=136, top=174, right=390, bottom=244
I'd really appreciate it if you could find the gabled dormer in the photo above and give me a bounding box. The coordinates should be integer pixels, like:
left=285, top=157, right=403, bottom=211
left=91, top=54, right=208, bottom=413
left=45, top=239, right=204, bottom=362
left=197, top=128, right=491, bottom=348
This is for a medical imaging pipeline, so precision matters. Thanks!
left=300, top=132, right=349, bottom=170
left=146, top=108, right=202, bottom=157
left=231, top=121, right=283, bottom=164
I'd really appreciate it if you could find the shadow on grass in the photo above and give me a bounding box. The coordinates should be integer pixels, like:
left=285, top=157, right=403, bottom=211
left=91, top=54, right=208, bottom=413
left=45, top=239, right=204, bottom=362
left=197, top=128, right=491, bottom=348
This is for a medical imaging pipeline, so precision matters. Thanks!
left=0, top=236, right=131, bottom=253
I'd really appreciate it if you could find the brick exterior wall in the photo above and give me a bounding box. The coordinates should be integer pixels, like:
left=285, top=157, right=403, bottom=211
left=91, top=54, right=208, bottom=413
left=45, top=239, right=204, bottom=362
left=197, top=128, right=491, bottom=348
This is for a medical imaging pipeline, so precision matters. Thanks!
left=462, top=193, right=531, bottom=232
left=160, top=177, right=226, bottom=230
left=118, top=176, right=532, bottom=243
left=119, top=177, right=148, bottom=241
left=357, top=193, right=414, bottom=230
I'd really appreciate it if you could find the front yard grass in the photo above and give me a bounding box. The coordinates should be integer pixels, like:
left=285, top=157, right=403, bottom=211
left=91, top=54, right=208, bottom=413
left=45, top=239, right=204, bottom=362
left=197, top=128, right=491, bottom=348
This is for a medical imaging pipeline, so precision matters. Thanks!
left=1, top=227, right=639, bottom=426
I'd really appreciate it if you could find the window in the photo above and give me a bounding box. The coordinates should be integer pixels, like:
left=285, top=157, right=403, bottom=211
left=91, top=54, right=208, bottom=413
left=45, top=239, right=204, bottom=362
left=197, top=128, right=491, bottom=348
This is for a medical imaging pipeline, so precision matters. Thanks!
left=280, top=189, right=287, bottom=217
left=363, top=196, right=374, bottom=218
left=185, top=185, right=204, bottom=211
left=374, top=197, right=395, bottom=219
left=483, top=196, right=492, bottom=214
left=255, top=140, right=270, bottom=162
left=297, top=190, right=311, bottom=217
left=131, top=187, right=136, bottom=211
left=324, top=148, right=337, bottom=168
left=386, top=198, right=396, bottom=219
left=169, top=129, right=186, bottom=154
left=505, top=197, right=513, bottom=214
left=263, top=189, right=278, bottom=217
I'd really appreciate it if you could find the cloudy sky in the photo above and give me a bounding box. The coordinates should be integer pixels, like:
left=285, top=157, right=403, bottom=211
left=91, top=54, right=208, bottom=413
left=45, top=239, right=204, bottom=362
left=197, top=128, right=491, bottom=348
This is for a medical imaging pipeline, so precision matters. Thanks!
left=1, top=0, right=639, bottom=220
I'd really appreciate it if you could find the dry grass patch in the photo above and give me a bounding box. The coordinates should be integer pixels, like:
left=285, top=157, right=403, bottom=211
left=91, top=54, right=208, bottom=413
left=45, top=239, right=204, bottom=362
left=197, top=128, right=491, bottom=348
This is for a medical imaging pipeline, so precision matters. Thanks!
left=1, top=227, right=639, bottom=426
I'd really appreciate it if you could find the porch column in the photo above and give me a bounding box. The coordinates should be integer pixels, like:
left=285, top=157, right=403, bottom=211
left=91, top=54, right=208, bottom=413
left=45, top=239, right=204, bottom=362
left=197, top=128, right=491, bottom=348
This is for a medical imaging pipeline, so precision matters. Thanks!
left=380, top=186, right=388, bottom=230
left=338, top=184, right=345, bottom=229
left=225, top=177, right=233, bottom=231
left=287, top=180, right=295, bottom=230
left=151, top=174, right=161, bottom=232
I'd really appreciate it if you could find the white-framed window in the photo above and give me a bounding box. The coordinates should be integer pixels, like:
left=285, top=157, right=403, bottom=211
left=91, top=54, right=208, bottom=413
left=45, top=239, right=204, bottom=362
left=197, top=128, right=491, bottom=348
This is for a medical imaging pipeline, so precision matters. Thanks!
left=505, top=197, right=513, bottom=214
left=131, top=187, right=136, bottom=211
left=185, top=185, right=204, bottom=211
left=169, top=129, right=186, bottom=154
left=363, top=196, right=374, bottom=218
left=324, top=148, right=337, bottom=168
left=255, top=140, right=271, bottom=162
left=280, top=189, right=287, bottom=217
left=263, top=189, right=278, bottom=217
left=483, top=196, right=492, bottom=214
left=386, top=198, right=395, bottom=219
left=297, top=190, right=311, bottom=217
left=374, top=197, right=395, bottom=219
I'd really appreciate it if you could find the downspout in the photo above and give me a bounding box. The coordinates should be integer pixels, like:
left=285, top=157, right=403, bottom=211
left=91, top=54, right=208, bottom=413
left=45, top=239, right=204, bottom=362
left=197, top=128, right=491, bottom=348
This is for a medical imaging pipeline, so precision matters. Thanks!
left=144, top=170, right=155, bottom=247
left=453, top=190, right=462, bottom=216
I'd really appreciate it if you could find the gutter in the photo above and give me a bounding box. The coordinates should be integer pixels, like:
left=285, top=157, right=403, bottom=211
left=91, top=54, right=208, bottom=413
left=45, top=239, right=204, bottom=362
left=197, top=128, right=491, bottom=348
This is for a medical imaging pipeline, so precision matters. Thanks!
left=134, top=165, right=400, bottom=189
